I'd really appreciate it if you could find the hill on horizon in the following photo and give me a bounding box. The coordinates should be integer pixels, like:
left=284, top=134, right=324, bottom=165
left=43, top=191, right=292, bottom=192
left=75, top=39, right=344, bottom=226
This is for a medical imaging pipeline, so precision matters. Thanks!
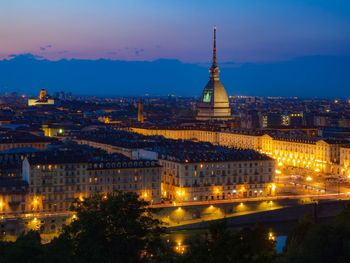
left=0, top=54, right=349, bottom=98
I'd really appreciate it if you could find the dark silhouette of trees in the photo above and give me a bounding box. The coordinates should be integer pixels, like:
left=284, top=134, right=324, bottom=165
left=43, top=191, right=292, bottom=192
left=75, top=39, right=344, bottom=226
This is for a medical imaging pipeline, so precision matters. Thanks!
left=3, top=196, right=350, bottom=263
left=281, top=205, right=350, bottom=263
left=0, top=230, right=44, bottom=263
left=177, top=221, right=276, bottom=263
left=54, top=191, right=167, bottom=263
left=0, top=192, right=168, bottom=263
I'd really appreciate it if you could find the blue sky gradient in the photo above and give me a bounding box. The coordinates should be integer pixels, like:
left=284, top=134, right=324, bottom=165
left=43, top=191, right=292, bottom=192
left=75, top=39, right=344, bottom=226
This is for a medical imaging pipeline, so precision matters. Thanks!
left=1, top=0, right=350, bottom=62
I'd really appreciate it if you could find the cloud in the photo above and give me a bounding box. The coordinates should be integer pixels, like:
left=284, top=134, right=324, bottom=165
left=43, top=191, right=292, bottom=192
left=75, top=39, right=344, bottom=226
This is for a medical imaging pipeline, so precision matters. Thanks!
left=134, top=48, right=145, bottom=56
left=120, top=47, right=145, bottom=56
left=107, top=51, right=118, bottom=55
left=57, top=50, right=69, bottom=54
left=39, top=44, right=53, bottom=51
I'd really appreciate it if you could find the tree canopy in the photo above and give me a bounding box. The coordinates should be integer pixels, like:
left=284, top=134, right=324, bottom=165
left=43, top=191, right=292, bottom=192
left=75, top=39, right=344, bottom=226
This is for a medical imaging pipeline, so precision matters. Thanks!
left=178, top=221, right=276, bottom=263
left=2, top=195, right=350, bottom=263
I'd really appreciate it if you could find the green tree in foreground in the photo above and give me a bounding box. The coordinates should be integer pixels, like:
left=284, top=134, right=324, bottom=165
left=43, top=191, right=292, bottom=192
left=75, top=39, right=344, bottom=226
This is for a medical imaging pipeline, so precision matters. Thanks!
left=281, top=205, right=350, bottom=263
left=0, top=230, right=44, bottom=263
left=50, top=191, right=167, bottom=263
left=4, top=196, right=350, bottom=263
left=0, top=192, right=169, bottom=263
left=178, top=221, right=276, bottom=263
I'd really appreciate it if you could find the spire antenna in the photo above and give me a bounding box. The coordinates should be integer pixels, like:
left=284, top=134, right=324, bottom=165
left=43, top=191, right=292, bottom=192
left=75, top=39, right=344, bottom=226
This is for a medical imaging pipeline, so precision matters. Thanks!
left=212, top=25, right=217, bottom=68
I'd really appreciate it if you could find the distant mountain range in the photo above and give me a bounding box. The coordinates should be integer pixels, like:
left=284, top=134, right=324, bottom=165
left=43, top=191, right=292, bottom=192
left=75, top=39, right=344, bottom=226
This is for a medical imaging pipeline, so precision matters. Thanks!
left=0, top=54, right=349, bottom=98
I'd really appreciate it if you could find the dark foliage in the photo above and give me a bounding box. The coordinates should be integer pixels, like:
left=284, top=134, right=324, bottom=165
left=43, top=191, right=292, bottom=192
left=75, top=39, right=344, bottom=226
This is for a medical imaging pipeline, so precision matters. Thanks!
left=177, top=221, right=276, bottom=263
left=281, top=205, right=350, bottom=263
left=3, top=197, right=350, bottom=263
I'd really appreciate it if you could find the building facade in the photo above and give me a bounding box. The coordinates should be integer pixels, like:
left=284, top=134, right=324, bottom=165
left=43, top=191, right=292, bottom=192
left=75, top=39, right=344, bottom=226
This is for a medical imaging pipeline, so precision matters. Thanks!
left=130, top=127, right=350, bottom=175
left=260, top=134, right=346, bottom=173
left=160, top=157, right=275, bottom=202
left=28, top=89, right=55, bottom=106
left=21, top=153, right=162, bottom=213
left=340, top=146, right=350, bottom=176
left=0, top=131, right=53, bottom=152
left=76, top=130, right=274, bottom=202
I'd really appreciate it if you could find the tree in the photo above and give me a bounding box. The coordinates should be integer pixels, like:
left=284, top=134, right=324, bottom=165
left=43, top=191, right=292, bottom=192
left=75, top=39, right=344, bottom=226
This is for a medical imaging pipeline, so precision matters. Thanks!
left=281, top=206, right=350, bottom=263
left=0, top=230, right=45, bottom=263
left=178, top=221, right=276, bottom=263
left=51, top=191, right=166, bottom=263
left=283, top=213, right=315, bottom=255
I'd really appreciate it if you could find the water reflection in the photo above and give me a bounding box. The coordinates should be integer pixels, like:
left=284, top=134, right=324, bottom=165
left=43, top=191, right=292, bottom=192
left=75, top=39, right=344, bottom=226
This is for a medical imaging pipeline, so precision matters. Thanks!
left=276, top=236, right=287, bottom=254
left=165, top=229, right=287, bottom=254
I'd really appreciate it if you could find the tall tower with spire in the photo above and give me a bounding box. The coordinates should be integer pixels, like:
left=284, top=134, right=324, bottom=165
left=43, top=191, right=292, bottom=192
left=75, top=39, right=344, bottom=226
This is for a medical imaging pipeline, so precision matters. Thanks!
left=196, top=26, right=231, bottom=120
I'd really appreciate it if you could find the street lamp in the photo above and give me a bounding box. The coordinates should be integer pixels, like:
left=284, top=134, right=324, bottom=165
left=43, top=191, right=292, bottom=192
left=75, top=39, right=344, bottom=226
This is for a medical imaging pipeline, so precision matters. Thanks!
left=306, top=176, right=313, bottom=182
left=268, top=231, right=275, bottom=241
left=176, top=189, right=185, bottom=203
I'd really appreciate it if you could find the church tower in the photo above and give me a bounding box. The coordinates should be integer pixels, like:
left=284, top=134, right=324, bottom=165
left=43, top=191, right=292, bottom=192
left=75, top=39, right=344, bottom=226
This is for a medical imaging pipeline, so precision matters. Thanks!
left=196, top=27, right=231, bottom=120
left=137, top=100, right=144, bottom=123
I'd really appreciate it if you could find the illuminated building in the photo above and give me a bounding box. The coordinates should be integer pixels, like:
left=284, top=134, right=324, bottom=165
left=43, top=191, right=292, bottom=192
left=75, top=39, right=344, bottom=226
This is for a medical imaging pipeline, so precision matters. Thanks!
left=0, top=145, right=161, bottom=236
left=137, top=100, right=144, bottom=123
left=281, top=114, right=290, bottom=126
left=42, top=125, right=65, bottom=137
left=0, top=177, right=28, bottom=215
left=196, top=27, right=231, bottom=120
left=261, top=113, right=281, bottom=128
left=260, top=134, right=348, bottom=173
left=130, top=127, right=350, bottom=174
left=340, top=146, right=350, bottom=176
left=21, top=151, right=161, bottom=214
left=154, top=142, right=274, bottom=201
left=289, top=112, right=304, bottom=126
left=28, top=89, right=55, bottom=106
left=131, top=127, right=262, bottom=150
left=261, top=112, right=304, bottom=128
left=0, top=131, right=53, bottom=151
left=76, top=130, right=274, bottom=201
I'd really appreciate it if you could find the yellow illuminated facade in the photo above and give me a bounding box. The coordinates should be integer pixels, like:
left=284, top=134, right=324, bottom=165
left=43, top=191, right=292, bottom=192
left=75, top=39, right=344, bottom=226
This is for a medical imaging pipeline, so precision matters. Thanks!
left=130, top=127, right=260, bottom=149
left=0, top=140, right=50, bottom=151
left=340, top=146, right=350, bottom=176
left=160, top=158, right=274, bottom=202
left=131, top=127, right=349, bottom=175
left=0, top=158, right=161, bottom=237
left=260, top=135, right=342, bottom=173
left=28, top=89, right=55, bottom=106
left=20, top=157, right=161, bottom=214
left=42, top=125, right=65, bottom=137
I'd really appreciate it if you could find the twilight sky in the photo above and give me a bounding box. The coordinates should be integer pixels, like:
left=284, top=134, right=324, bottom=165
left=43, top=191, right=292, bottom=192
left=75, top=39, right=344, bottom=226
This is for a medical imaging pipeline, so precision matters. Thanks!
left=1, top=0, right=350, bottom=63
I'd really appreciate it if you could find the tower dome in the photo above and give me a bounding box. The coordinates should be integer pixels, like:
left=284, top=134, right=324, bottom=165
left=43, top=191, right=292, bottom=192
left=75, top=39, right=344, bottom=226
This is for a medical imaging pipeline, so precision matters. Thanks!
left=196, top=27, right=231, bottom=120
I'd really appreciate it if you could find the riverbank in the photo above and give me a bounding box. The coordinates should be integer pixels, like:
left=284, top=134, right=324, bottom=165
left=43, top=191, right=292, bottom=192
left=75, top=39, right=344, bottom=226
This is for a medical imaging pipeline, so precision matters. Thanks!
left=167, top=199, right=350, bottom=231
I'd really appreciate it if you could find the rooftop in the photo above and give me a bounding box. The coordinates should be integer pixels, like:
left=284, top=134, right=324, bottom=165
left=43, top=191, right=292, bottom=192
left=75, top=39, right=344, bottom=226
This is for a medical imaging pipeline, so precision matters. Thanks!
left=0, top=131, right=54, bottom=144
left=77, top=130, right=167, bottom=149
left=26, top=146, right=160, bottom=169
left=131, top=125, right=350, bottom=145
left=152, top=141, right=272, bottom=163
left=78, top=129, right=272, bottom=163
left=0, top=177, right=28, bottom=193
left=268, top=133, right=350, bottom=145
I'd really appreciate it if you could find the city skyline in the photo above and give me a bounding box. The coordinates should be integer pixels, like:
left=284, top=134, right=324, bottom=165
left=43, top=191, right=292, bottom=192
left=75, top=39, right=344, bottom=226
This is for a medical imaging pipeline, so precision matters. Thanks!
left=2, top=2, right=350, bottom=261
